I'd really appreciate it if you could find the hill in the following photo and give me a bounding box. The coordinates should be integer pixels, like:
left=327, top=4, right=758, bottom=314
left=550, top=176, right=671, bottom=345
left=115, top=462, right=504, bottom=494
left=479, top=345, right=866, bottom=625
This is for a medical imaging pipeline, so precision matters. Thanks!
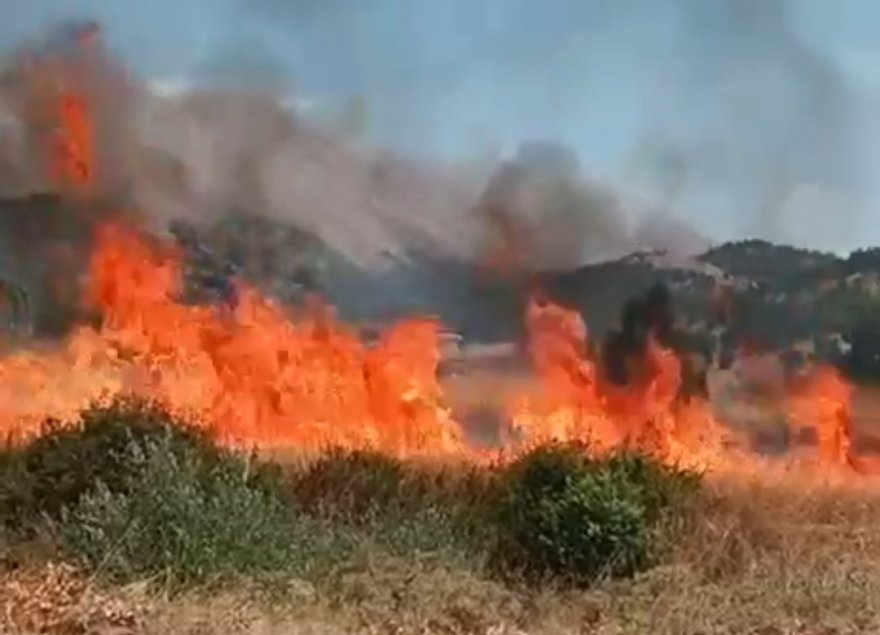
left=190, top=214, right=880, bottom=382
left=0, top=192, right=877, bottom=378
left=169, top=213, right=879, bottom=378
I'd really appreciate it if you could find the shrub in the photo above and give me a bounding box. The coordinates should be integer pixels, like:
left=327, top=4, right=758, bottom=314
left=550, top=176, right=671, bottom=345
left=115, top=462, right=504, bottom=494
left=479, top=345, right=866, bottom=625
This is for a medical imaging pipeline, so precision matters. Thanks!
left=1, top=397, right=351, bottom=590
left=52, top=433, right=346, bottom=588
left=0, top=397, right=232, bottom=531
left=292, top=450, right=498, bottom=569
left=492, top=443, right=700, bottom=586
left=293, top=449, right=409, bottom=524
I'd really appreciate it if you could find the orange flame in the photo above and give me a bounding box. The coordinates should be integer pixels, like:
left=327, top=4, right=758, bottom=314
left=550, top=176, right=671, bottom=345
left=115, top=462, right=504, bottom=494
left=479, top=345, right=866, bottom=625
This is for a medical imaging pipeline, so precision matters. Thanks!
left=510, top=295, right=728, bottom=470
left=10, top=22, right=101, bottom=196
left=0, top=223, right=466, bottom=457
left=50, top=91, right=96, bottom=192
left=0, top=225, right=869, bottom=477
left=786, top=365, right=853, bottom=468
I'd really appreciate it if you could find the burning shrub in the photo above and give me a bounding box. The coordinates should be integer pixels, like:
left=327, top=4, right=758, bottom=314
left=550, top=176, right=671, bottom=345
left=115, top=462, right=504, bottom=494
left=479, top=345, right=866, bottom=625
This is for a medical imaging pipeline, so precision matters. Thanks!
left=492, top=443, right=699, bottom=586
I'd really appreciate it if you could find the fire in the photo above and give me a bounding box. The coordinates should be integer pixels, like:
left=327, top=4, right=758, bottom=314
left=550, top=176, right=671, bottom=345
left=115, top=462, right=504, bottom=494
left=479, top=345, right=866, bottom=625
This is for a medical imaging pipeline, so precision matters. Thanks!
left=787, top=365, right=853, bottom=468
left=51, top=91, right=95, bottom=192
left=0, top=220, right=866, bottom=474
left=11, top=25, right=99, bottom=196
left=511, top=295, right=728, bottom=470
left=0, top=220, right=728, bottom=468
left=0, top=222, right=466, bottom=457
left=0, top=22, right=868, bottom=477
left=76, top=222, right=465, bottom=455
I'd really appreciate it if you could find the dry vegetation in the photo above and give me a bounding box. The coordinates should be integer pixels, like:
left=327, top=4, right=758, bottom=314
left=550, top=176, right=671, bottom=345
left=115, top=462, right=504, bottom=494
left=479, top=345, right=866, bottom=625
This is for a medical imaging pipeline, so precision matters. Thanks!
left=5, top=383, right=880, bottom=635
left=5, top=475, right=880, bottom=634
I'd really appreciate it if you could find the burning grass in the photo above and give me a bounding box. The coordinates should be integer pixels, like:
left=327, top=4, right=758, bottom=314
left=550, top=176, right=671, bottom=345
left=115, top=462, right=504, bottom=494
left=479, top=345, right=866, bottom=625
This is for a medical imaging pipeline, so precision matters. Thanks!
left=4, top=403, right=880, bottom=634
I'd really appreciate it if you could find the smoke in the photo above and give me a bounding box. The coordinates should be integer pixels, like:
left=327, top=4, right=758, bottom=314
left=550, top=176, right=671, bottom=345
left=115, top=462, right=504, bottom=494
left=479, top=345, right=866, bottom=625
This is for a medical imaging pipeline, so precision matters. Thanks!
left=0, top=17, right=706, bottom=281
left=631, top=0, right=860, bottom=251
left=601, top=282, right=675, bottom=387
left=475, top=139, right=713, bottom=270
left=0, top=20, right=493, bottom=270
left=238, top=0, right=867, bottom=253
left=0, top=1, right=872, bottom=281
left=600, top=281, right=709, bottom=401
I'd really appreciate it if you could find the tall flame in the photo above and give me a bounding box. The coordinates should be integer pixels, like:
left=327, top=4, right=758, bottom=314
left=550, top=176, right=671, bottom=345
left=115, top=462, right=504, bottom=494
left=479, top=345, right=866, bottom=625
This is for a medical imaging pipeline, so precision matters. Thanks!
left=90, top=223, right=466, bottom=454
left=787, top=365, right=853, bottom=468
left=0, top=222, right=465, bottom=457
left=510, top=295, right=729, bottom=470
left=50, top=91, right=95, bottom=192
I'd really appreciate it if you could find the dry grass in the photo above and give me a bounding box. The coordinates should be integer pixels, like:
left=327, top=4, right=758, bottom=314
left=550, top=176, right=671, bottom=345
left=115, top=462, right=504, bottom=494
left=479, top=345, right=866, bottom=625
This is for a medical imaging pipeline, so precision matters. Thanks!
left=589, top=473, right=880, bottom=634
left=6, top=471, right=880, bottom=634
left=7, top=371, right=880, bottom=633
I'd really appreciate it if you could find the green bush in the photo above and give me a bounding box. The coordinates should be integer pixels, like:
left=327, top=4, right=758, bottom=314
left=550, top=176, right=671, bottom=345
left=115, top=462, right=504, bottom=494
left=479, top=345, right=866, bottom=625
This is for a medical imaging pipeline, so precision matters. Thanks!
left=0, top=397, right=235, bottom=531
left=293, top=449, right=409, bottom=524
left=292, top=450, right=499, bottom=571
left=492, top=443, right=700, bottom=587
left=0, top=397, right=352, bottom=589
left=52, top=433, right=348, bottom=588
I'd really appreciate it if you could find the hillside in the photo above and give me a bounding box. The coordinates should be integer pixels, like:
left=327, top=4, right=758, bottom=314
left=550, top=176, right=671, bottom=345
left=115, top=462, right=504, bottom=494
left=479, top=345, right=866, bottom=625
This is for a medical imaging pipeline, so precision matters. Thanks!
left=0, top=190, right=877, bottom=377
left=169, top=213, right=880, bottom=378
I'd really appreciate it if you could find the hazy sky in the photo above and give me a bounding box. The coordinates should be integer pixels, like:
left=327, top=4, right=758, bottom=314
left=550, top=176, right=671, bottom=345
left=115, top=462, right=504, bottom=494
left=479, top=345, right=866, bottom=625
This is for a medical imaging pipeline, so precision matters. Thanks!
left=2, top=0, right=880, bottom=252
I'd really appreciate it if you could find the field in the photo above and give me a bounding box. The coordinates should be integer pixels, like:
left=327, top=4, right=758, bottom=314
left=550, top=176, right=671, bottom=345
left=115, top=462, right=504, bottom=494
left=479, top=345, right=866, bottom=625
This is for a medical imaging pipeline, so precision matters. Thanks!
left=8, top=481, right=880, bottom=635
left=3, top=370, right=880, bottom=635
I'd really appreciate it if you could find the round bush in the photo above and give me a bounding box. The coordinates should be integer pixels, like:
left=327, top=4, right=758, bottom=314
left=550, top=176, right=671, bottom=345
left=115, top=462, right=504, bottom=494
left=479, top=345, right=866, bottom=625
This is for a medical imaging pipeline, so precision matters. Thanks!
left=54, top=438, right=319, bottom=588
left=492, top=443, right=699, bottom=586
left=0, top=397, right=227, bottom=530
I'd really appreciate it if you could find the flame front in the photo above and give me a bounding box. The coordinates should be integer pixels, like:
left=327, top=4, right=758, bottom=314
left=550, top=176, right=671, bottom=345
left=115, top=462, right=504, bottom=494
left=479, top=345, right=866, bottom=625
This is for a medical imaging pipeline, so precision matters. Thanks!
left=0, top=226, right=865, bottom=473
left=0, top=23, right=867, bottom=476
left=0, top=223, right=465, bottom=457
left=510, top=296, right=729, bottom=470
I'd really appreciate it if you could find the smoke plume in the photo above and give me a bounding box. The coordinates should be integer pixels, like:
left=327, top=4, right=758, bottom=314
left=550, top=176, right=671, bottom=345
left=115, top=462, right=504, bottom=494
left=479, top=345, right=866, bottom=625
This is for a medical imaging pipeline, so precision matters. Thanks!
left=600, top=281, right=709, bottom=401
left=240, top=0, right=868, bottom=253
left=0, top=1, right=872, bottom=297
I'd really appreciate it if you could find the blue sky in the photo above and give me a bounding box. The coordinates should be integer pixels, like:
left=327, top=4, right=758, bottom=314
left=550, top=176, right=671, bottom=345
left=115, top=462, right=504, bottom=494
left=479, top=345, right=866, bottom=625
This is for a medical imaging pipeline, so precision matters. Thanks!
left=3, top=0, right=880, bottom=251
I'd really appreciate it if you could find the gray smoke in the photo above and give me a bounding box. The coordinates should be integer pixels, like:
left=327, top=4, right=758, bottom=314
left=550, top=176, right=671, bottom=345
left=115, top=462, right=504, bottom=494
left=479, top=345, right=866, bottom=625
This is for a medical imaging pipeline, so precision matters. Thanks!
left=239, top=0, right=867, bottom=254
left=0, top=1, right=870, bottom=273
left=630, top=0, right=859, bottom=250
left=0, top=18, right=705, bottom=275
left=0, top=21, right=486, bottom=269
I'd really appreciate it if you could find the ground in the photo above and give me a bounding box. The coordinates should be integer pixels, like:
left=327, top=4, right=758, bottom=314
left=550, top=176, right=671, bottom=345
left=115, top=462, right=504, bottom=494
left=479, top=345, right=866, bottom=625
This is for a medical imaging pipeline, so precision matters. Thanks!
left=5, top=374, right=880, bottom=634
left=5, top=473, right=880, bottom=634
